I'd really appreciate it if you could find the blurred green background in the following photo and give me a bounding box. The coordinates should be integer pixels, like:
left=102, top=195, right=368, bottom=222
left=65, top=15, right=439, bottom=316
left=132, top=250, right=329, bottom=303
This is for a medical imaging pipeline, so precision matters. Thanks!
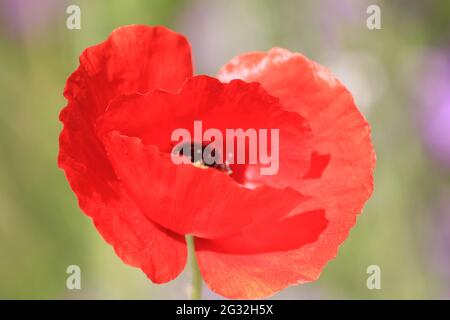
left=1, top=0, right=450, bottom=299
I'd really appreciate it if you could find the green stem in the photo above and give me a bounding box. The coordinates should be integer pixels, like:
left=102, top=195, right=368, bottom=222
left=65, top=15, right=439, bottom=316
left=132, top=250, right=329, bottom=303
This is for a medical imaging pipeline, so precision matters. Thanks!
left=186, top=235, right=202, bottom=300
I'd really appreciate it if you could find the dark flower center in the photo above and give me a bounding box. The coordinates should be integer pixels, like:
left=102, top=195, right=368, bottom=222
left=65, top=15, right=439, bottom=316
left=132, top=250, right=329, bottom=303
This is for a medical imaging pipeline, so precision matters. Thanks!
left=175, top=142, right=232, bottom=174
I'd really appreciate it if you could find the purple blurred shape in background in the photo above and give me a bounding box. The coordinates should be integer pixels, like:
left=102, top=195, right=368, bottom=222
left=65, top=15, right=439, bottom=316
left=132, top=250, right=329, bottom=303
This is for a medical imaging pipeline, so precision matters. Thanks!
left=419, top=49, right=450, bottom=170
left=0, top=0, right=64, bottom=38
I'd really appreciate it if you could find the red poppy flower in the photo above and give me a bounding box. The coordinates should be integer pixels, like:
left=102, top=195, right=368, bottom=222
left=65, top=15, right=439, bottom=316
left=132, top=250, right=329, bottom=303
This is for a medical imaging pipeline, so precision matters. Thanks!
left=58, top=25, right=375, bottom=299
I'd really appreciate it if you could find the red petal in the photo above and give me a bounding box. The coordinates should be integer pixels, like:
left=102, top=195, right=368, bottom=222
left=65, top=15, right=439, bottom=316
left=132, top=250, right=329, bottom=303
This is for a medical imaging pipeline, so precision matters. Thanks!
left=97, top=76, right=311, bottom=238
left=193, top=48, right=375, bottom=298
left=195, top=211, right=328, bottom=299
left=58, top=25, right=193, bottom=282
left=98, top=75, right=313, bottom=189
left=197, top=209, right=328, bottom=254
left=303, top=151, right=331, bottom=179
left=67, top=25, right=193, bottom=121
left=59, top=105, right=187, bottom=283
left=101, top=132, right=306, bottom=238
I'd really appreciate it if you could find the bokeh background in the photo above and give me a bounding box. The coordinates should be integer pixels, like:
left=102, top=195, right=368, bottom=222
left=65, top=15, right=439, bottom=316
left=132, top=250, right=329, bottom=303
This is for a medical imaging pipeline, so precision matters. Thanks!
left=1, top=0, right=449, bottom=299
